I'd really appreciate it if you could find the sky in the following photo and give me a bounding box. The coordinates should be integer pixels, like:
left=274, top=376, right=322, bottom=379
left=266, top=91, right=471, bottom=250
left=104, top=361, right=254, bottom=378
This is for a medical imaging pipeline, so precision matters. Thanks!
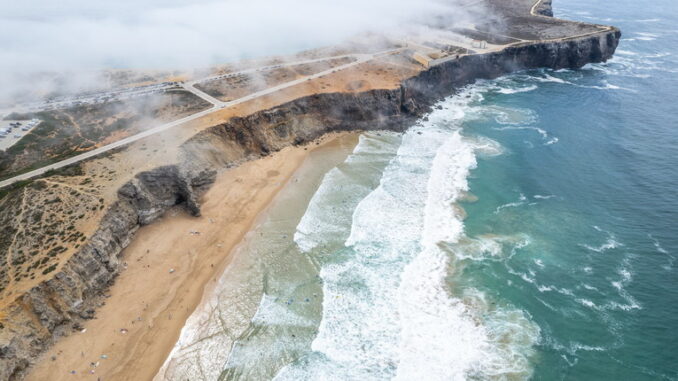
left=0, top=0, right=482, bottom=103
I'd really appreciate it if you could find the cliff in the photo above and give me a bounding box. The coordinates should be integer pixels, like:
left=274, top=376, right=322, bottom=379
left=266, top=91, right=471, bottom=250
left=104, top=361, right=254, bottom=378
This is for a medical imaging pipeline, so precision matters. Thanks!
left=0, top=11, right=621, bottom=381
left=533, top=0, right=554, bottom=16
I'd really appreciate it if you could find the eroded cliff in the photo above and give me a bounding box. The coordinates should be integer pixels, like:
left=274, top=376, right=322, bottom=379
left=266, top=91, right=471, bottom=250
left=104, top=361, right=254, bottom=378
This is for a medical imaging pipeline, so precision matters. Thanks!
left=0, top=18, right=620, bottom=381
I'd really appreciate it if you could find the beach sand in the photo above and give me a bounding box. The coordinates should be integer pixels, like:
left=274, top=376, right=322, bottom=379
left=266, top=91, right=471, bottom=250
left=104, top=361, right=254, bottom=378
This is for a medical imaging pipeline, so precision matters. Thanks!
left=25, top=132, right=356, bottom=381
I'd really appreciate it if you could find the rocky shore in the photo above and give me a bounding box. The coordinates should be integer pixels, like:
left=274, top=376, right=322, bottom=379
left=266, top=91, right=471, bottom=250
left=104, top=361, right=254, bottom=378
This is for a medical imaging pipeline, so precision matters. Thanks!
left=0, top=1, right=620, bottom=379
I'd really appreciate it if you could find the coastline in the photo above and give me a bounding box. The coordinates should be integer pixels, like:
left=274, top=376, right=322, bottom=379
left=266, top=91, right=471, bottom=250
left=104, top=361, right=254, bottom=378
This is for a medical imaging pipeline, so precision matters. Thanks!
left=0, top=0, right=623, bottom=377
left=24, top=132, right=357, bottom=381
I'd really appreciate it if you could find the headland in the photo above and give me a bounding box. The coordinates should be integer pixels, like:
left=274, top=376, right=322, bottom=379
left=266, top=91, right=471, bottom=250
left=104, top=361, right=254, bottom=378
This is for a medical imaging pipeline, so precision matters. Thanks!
left=0, top=1, right=620, bottom=379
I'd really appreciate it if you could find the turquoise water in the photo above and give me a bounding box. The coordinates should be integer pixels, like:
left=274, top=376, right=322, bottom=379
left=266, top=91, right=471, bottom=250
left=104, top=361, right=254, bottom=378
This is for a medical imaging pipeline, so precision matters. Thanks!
left=457, top=1, right=678, bottom=379
left=162, top=1, right=678, bottom=379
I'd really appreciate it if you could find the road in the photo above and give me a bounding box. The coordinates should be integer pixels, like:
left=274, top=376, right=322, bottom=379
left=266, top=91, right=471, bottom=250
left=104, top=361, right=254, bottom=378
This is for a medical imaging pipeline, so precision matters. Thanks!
left=0, top=50, right=395, bottom=189
left=186, top=53, right=364, bottom=87
left=0, top=2, right=614, bottom=191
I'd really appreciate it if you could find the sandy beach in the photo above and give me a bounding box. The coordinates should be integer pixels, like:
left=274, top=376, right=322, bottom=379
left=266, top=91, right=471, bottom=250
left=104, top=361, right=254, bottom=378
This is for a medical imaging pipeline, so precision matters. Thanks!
left=25, top=132, right=355, bottom=381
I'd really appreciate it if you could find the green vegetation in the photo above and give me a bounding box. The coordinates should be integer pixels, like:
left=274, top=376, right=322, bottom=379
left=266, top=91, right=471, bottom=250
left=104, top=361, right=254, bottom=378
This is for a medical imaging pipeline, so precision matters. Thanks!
left=0, top=179, right=33, bottom=201
left=41, top=263, right=58, bottom=275
left=44, top=163, right=84, bottom=177
left=0, top=90, right=210, bottom=180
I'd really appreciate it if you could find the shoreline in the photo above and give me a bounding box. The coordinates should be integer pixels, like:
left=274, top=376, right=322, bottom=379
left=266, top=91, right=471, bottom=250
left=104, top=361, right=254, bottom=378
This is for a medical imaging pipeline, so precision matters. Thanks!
left=155, top=131, right=360, bottom=380
left=0, top=0, right=622, bottom=377
left=24, top=132, right=357, bottom=381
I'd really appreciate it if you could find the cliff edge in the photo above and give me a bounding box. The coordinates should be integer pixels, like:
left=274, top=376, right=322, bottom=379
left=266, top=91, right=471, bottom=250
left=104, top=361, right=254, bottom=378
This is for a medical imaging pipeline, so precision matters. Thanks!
left=0, top=1, right=621, bottom=379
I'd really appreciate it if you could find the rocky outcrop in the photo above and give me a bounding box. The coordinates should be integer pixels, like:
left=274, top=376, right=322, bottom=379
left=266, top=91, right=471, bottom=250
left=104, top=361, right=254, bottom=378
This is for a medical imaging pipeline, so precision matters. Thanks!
left=533, top=0, right=554, bottom=17
left=118, top=166, right=215, bottom=224
left=0, top=165, right=213, bottom=381
left=0, top=22, right=620, bottom=381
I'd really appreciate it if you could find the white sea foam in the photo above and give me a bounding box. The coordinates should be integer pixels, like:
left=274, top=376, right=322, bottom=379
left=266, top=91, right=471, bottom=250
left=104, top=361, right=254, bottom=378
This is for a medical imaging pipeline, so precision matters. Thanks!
left=527, top=68, right=637, bottom=93
left=395, top=131, right=485, bottom=380
left=616, top=49, right=639, bottom=56
left=648, top=234, right=674, bottom=270
left=636, top=32, right=660, bottom=37
left=535, top=296, right=557, bottom=311
left=279, top=94, right=539, bottom=380
left=544, top=137, right=560, bottom=145
left=493, top=125, right=548, bottom=139
left=294, top=132, right=401, bottom=253
left=571, top=343, right=607, bottom=353
left=507, top=266, right=537, bottom=285
left=396, top=130, right=537, bottom=380
left=471, top=78, right=538, bottom=97
left=283, top=125, right=448, bottom=380
left=494, top=194, right=527, bottom=214
left=581, top=239, right=622, bottom=253
left=576, top=80, right=636, bottom=92
left=494, top=201, right=525, bottom=213
left=619, top=268, right=632, bottom=282
left=605, top=301, right=641, bottom=311
left=470, top=135, right=505, bottom=157
left=492, top=122, right=560, bottom=146
left=651, top=237, right=669, bottom=254
left=580, top=226, right=623, bottom=253
left=577, top=298, right=597, bottom=309
left=602, top=259, right=642, bottom=311
left=497, top=84, right=539, bottom=94
left=490, top=106, right=538, bottom=125
left=534, top=73, right=571, bottom=84
left=645, top=52, right=671, bottom=58
left=453, top=234, right=528, bottom=262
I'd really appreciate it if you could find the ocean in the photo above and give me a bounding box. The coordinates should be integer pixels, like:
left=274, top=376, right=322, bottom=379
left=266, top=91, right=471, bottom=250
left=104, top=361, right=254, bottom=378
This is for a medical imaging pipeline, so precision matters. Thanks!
left=160, top=0, right=678, bottom=379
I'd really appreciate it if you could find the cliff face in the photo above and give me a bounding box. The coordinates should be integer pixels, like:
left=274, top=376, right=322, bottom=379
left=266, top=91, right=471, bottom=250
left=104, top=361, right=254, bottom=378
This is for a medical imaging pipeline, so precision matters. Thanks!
left=184, top=28, right=622, bottom=168
left=534, top=0, right=554, bottom=17
left=0, top=23, right=620, bottom=381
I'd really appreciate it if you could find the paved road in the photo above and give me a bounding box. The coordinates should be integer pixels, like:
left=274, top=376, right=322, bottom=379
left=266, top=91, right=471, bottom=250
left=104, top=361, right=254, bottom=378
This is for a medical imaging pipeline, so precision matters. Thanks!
left=181, top=83, right=225, bottom=107
left=186, top=54, right=364, bottom=87
left=0, top=50, right=395, bottom=189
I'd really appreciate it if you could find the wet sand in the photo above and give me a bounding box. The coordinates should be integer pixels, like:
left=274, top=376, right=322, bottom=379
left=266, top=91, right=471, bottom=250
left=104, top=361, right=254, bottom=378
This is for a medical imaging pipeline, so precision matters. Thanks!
left=25, top=132, right=356, bottom=381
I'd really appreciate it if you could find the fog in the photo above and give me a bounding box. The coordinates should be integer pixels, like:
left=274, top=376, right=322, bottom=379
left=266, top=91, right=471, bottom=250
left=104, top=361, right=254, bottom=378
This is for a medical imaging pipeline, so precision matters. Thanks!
left=0, top=0, right=486, bottom=104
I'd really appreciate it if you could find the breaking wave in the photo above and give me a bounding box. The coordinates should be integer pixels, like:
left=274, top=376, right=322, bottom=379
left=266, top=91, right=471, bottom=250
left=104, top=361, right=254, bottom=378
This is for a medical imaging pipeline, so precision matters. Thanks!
left=279, top=95, right=539, bottom=380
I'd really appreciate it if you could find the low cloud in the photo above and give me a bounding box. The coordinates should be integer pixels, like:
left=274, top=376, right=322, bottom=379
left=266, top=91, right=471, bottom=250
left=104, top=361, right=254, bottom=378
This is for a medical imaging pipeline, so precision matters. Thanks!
left=0, top=0, right=485, bottom=104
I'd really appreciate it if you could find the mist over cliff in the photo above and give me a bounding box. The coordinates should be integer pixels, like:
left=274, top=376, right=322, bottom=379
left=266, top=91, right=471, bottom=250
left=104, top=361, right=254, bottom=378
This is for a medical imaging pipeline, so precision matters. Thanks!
left=0, top=0, right=484, bottom=104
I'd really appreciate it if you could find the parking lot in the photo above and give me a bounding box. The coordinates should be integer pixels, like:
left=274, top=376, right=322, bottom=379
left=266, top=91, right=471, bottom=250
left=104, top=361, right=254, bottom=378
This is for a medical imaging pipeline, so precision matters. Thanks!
left=0, top=119, right=40, bottom=151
